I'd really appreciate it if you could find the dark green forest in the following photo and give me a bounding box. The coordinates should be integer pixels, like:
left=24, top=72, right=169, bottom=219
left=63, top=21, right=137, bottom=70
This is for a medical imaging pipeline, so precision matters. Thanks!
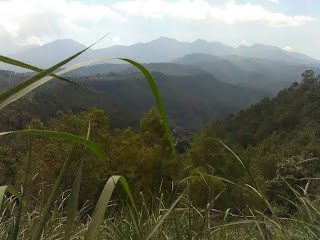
left=0, top=69, right=266, bottom=131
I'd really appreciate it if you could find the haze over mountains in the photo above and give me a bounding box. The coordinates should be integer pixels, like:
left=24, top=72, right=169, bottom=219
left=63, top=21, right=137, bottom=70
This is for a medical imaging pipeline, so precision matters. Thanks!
left=3, top=37, right=320, bottom=68
left=1, top=37, right=319, bottom=131
left=2, top=37, right=319, bottom=94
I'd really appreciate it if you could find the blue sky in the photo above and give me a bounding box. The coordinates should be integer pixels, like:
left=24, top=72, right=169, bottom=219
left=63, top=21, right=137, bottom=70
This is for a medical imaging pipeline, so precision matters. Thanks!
left=0, top=0, right=319, bottom=59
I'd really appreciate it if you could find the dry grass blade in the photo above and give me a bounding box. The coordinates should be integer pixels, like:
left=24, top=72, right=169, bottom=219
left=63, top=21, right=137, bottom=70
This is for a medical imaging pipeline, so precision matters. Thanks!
left=0, top=185, right=21, bottom=208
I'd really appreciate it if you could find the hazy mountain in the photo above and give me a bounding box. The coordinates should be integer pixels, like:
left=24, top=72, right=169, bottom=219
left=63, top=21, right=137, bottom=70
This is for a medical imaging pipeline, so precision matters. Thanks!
left=66, top=62, right=206, bottom=77
left=174, top=53, right=320, bottom=93
left=8, top=39, right=93, bottom=69
left=3, top=37, right=319, bottom=71
left=236, top=44, right=320, bottom=66
left=2, top=37, right=319, bottom=95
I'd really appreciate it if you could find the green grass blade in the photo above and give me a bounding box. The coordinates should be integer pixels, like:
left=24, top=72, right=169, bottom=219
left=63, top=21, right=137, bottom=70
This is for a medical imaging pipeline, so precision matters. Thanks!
left=119, top=58, right=176, bottom=153
left=84, top=175, right=136, bottom=240
left=218, top=139, right=260, bottom=191
left=64, top=161, right=83, bottom=240
left=32, top=145, right=78, bottom=240
left=57, top=58, right=176, bottom=153
left=1, top=55, right=175, bottom=154
left=143, top=193, right=184, bottom=240
left=0, top=55, right=97, bottom=93
left=0, top=34, right=108, bottom=110
left=0, top=129, right=107, bottom=164
left=64, top=122, right=90, bottom=240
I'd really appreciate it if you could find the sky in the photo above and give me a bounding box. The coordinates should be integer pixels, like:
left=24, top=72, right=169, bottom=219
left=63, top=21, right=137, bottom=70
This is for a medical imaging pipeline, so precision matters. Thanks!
left=0, top=0, right=319, bottom=58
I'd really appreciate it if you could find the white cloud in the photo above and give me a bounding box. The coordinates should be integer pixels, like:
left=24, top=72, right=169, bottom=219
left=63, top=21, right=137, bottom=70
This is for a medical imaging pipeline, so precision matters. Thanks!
left=17, top=36, right=42, bottom=46
left=241, top=40, right=249, bottom=46
left=114, top=0, right=314, bottom=27
left=283, top=45, right=293, bottom=51
left=263, top=0, right=279, bottom=3
left=112, top=36, right=122, bottom=45
left=0, top=0, right=120, bottom=44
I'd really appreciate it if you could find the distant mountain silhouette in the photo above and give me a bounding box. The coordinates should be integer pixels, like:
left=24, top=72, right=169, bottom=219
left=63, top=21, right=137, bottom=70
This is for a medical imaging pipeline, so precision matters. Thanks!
left=2, top=37, right=319, bottom=71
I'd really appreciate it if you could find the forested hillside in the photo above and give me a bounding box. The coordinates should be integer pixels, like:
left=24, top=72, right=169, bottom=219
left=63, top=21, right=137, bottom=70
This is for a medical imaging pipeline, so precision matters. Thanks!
left=175, top=53, right=319, bottom=92
left=0, top=70, right=266, bottom=132
left=213, top=70, right=320, bottom=190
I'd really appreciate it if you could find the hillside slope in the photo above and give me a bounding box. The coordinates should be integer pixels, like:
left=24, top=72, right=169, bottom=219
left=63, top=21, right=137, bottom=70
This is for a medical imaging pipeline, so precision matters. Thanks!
left=175, top=53, right=320, bottom=93
left=213, top=70, right=320, bottom=179
left=0, top=70, right=266, bottom=132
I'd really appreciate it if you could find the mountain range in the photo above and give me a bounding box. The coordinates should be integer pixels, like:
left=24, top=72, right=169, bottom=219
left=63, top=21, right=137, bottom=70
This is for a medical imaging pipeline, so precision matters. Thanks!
left=3, top=37, right=320, bottom=69
left=1, top=37, right=319, bottom=131
left=2, top=37, right=319, bottom=94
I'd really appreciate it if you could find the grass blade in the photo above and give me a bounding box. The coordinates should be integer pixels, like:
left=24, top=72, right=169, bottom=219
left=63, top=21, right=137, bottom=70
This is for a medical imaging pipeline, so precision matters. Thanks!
left=64, top=161, right=83, bottom=240
left=0, top=34, right=108, bottom=110
left=84, top=175, right=136, bottom=240
left=0, top=129, right=107, bottom=164
left=0, top=55, right=97, bottom=93
left=32, top=145, right=78, bottom=240
left=0, top=54, right=175, bottom=154
left=143, top=193, right=184, bottom=240
left=64, top=121, right=90, bottom=240
left=4, top=57, right=175, bottom=154
left=218, top=139, right=260, bottom=191
left=119, top=58, right=175, bottom=153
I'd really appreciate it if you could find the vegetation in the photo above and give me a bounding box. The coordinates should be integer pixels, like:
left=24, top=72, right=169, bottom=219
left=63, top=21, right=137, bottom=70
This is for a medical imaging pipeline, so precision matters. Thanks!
left=1, top=40, right=320, bottom=239
left=0, top=69, right=266, bottom=132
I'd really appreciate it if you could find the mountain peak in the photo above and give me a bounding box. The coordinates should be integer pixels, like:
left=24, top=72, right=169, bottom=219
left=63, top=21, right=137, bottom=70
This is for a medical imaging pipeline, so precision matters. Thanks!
left=152, top=37, right=180, bottom=43
left=193, top=39, right=208, bottom=44
left=42, top=39, right=86, bottom=49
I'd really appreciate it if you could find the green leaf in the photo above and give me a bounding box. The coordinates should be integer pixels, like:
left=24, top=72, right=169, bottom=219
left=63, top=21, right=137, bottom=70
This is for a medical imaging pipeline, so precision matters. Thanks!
left=64, top=121, right=90, bottom=240
left=57, top=58, right=176, bottom=153
left=0, top=129, right=107, bottom=164
left=84, top=175, right=136, bottom=240
left=0, top=55, right=97, bottom=93
left=46, top=58, right=176, bottom=153
left=32, top=145, right=78, bottom=240
left=119, top=58, right=176, bottom=154
left=0, top=34, right=107, bottom=110
left=0, top=53, right=175, bottom=154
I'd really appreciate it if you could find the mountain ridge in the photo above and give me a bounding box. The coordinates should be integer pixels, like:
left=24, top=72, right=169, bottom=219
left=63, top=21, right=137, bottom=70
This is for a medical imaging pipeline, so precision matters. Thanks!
left=2, top=37, right=319, bottom=71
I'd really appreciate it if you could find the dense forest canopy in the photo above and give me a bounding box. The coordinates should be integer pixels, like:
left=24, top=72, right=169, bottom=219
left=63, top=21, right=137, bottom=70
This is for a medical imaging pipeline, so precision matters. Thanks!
left=0, top=69, right=266, bottom=132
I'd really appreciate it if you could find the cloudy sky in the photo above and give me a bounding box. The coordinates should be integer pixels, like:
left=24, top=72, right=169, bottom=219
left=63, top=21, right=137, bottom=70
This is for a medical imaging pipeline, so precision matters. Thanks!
left=0, top=0, right=319, bottom=58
